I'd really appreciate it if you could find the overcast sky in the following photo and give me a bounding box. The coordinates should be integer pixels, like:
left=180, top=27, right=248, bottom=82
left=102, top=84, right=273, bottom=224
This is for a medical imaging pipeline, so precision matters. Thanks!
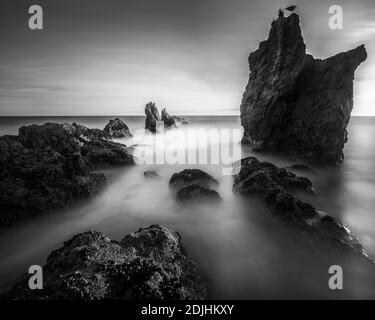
left=0, top=0, right=374, bottom=116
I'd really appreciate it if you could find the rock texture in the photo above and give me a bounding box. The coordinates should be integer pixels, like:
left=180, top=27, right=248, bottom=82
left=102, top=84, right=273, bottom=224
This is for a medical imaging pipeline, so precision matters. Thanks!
left=103, top=118, right=132, bottom=138
left=0, top=123, right=134, bottom=226
left=240, top=13, right=367, bottom=165
left=145, top=102, right=184, bottom=133
left=1, top=225, right=208, bottom=300
left=145, top=102, right=161, bottom=133
left=161, top=108, right=177, bottom=129
left=170, top=169, right=221, bottom=203
left=233, top=157, right=367, bottom=257
left=169, top=169, right=219, bottom=192
left=176, top=185, right=221, bottom=203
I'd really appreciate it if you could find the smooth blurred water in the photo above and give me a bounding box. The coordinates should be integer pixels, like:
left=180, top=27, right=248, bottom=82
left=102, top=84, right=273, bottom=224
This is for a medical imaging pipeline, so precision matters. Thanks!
left=0, top=116, right=374, bottom=299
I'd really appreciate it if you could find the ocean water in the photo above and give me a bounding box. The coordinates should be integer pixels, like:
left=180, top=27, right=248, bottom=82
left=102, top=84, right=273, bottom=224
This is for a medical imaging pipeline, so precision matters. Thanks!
left=0, top=116, right=374, bottom=299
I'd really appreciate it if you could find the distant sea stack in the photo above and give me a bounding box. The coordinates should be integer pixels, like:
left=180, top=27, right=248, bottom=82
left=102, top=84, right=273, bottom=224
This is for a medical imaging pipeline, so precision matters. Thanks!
left=161, top=108, right=177, bottom=129
left=145, top=102, right=161, bottom=133
left=145, top=102, right=186, bottom=133
left=240, top=13, right=367, bottom=165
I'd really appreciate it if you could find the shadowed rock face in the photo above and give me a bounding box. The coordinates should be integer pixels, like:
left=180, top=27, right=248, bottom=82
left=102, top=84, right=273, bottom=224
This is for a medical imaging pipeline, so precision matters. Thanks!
left=145, top=102, right=185, bottom=133
left=176, top=184, right=221, bottom=203
left=233, top=157, right=368, bottom=258
left=170, top=169, right=221, bottom=203
left=240, top=13, right=367, bottom=165
left=104, top=118, right=132, bottom=138
left=0, top=123, right=134, bottom=226
left=169, top=169, right=219, bottom=192
left=145, top=102, right=161, bottom=133
left=1, top=225, right=208, bottom=300
left=161, top=108, right=177, bottom=129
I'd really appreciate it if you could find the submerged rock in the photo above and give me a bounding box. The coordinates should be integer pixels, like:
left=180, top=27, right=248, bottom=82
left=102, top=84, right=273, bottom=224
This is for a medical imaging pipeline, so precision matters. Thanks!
left=240, top=13, right=367, bottom=165
left=176, top=184, right=221, bottom=203
left=172, top=116, right=189, bottom=125
left=1, top=225, right=208, bottom=300
left=233, top=157, right=366, bottom=257
left=170, top=169, right=220, bottom=203
left=103, top=118, right=132, bottom=138
left=0, top=123, right=134, bottom=226
left=169, top=169, right=219, bottom=192
left=143, top=171, right=161, bottom=179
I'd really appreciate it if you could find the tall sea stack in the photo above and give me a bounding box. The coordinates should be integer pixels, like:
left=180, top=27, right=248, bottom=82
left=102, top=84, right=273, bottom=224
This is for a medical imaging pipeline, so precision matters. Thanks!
left=240, top=13, right=367, bottom=165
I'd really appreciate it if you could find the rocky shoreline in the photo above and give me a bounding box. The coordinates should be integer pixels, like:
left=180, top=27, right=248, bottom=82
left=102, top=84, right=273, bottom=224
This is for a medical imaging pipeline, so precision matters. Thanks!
left=1, top=225, right=208, bottom=300
left=1, top=10, right=374, bottom=300
left=233, top=157, right=370, bottom=259
left=0, top=121, right=134, bottom=227
left=2, top=158, right=374, bottom=299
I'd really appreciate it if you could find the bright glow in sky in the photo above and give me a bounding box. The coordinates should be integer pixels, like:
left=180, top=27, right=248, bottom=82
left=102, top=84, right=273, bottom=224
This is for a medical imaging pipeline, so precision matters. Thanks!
left=0, top=0, right=374, bottom=116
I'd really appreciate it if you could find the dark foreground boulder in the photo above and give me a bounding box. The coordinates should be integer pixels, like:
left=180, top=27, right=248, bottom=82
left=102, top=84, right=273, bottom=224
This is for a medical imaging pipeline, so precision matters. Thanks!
left=0, top=123, right=134, bottom=226
left=1, top=225, right=208, bottom=300
left=103, top=118, right=132, bottom=138
left=233, top=157, right=367, bottom=257
left=240, top=13, right=367, bottom=165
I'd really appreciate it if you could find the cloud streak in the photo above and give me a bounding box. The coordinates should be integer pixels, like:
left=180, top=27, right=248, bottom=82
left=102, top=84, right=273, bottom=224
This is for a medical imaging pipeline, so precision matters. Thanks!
left=0, top=0, right=374, bottom=115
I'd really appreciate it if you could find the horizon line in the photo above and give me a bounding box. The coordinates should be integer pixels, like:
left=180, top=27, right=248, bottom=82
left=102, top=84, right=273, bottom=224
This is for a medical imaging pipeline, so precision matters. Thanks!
left=0, top=114, right=241, bottom=117
left=0, top=114, right=373, bottom=117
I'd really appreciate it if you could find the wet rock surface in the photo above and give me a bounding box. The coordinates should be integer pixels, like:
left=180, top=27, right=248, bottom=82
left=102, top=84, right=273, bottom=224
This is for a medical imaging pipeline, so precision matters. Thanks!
left=233, top=157, right=368, bottom=257
left=80, top=139, right=134, bottom=169
left=0, top=123, right=134, bottom=226
left=170, top=169, right=221, bottom=203
left=169, top=169, right=219, bottom=192
left=103, top=118, right=132, bottom=138
left=240, top=13, right=367, bottom=165
left=176, top=184, right=221, bottom=203
left=62, top=122, right=111, bottom=142
left=1, top=225, right=208, bottom=300
left=285, top=164, right=316, bottom=174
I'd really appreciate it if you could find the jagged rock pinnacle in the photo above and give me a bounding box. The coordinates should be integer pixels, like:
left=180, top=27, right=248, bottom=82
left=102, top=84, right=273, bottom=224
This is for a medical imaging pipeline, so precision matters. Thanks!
left=240, top=13, right=367, bottom=165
